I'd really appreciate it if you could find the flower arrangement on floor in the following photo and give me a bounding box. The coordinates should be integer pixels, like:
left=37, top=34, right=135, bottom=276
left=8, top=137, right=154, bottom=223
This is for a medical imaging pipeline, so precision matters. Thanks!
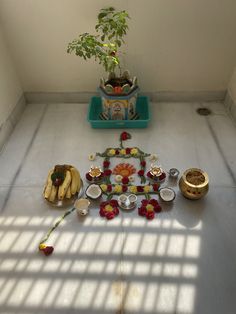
left=39, top=132, right=164, bottom=255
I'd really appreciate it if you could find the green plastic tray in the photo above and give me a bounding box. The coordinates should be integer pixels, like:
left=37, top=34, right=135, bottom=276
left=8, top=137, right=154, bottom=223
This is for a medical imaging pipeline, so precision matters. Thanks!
left=87, top=96, right=150, bottom=129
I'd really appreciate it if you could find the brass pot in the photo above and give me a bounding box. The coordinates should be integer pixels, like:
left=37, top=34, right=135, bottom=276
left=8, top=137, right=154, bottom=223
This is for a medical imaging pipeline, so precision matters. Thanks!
left=179, top=168, right=209, bottom=200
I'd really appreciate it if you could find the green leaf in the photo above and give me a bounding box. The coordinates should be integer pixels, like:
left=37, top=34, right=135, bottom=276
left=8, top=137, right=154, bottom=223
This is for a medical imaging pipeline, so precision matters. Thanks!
left=98, top=12, right=107, bottom=19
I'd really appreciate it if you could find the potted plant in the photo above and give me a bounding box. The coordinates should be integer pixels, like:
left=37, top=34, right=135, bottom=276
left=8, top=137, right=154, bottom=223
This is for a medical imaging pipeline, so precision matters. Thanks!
left=67, top=7, right=139, bottom=120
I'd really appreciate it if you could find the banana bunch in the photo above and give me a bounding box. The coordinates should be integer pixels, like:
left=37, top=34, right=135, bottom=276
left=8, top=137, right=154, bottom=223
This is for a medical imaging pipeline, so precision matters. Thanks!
left=43, top=165, right=81, bottom=202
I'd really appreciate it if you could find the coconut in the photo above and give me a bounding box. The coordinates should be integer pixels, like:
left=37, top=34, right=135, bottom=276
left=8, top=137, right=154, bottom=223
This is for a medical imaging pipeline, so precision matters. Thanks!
left=159, top=187, right=176, bottom=202
left=86, top=184, right=102, bottom=200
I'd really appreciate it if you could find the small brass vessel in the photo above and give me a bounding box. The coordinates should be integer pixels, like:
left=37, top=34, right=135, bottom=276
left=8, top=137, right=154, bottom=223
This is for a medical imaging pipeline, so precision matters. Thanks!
left=89, top=166, right=102, bottom=178
left=179, top=168, right=209, bottom=200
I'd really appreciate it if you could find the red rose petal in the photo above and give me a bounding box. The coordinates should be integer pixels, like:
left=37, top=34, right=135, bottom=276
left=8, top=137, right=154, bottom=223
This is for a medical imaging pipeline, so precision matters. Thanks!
left=138, top=170, right=144, bottom=176
left=110, top=199, right=119, bottom=207
left=146, top=211, right=155, bottom=220
left=140, top=161, right=146, bottom=167
left=106, top=212, right=115, bottom=220
left=152, top=184, right=159, bottom=191
left=107, top=185, right=112, bottom=192
left=122, top=185, right=128, bottom=192
left=42, top=246, right=54, bottom=256
left=137, top=186, right=144, bottom=192
left=104, top=169, right=112, bottom=176
left=122, top=177, right=129, bottom=185
left=103, top=161, right=110, bottom=168
left=86, top=173, right=92, bottom=181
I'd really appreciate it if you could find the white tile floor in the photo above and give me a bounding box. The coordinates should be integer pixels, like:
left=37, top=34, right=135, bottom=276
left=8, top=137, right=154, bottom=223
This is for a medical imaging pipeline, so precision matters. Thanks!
left=0, top=101, right=236, bottom=314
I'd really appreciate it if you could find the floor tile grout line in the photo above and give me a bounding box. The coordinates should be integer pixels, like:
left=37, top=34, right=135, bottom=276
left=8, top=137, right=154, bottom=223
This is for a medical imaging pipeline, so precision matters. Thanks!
left=206, top=116, right=236, bottom=185
left=0, top=104, right=48, bottom=213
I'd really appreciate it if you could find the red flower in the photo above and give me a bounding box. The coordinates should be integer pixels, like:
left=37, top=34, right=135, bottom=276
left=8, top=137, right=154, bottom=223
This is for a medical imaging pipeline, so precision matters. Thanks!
left=99, top=208, right=106, bottom=217
left=154, top=204, right=162, bottom=213
left=152, top=183, right=159, bottom=191
left=138, top=206, right=146, bottom=216
left=115, top=149, right=120, bottom=155
left=146, top=211, right=155, bottom=220
left=120, top=132, right=131, bottom=141
left=141, top=199, right=149, bottom=206
left=106, top=212, right=115, bottom=220
left=40, top=246, right=54, bottom=256
left=122, top=185, right=128, bottom=192
left=147, top=171, right=152, bottom=178
left=86, top=173, right=92, bottom=181
left=126, top=148, right=131, bottom=154
left=99, top=199, right=119, bottom=220
left=149, top=199, right=159, bottom=207
left=122, top=177, right=129, bottom=184
left=138, top=198, right=162, bottom=220
left=107, top=184, right=112, bottom=192
left=138, top=169, right=144, bottom=176
left=137, top=186, right=144, bottom=192
left=104, top=169, right=112, bottom=176
left=103, top=160, right=110, bottom=168
left=113, top=207, right=119, bottom=215
left=140, top=160, right=146, bottom=167
left=110, top=199, right=119, bottom=207
left=159, top=173, right=166, bottom=180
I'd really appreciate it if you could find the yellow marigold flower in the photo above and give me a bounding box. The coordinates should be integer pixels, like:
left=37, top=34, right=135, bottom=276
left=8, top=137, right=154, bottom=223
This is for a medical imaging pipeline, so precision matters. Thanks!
left=108, top=149, right=116, bottom=156
left=114, top=185, right=122, bottom=193
left=120, top=149, right=126, bottom=155
left=129, top=185, right=137, bottom=194
left=144, top=185, right=151, bottom=193
left=39, top=243, right=46, bottom=250
left=131, top=148, right=138, bottom=155
left=100, top=184, right=107, bottom=192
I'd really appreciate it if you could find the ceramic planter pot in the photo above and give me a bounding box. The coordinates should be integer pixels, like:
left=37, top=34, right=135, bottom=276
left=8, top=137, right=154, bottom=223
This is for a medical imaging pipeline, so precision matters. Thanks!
left=179, top=168, right=209, bottom=200
left=99, top=71, right=139, bottom=120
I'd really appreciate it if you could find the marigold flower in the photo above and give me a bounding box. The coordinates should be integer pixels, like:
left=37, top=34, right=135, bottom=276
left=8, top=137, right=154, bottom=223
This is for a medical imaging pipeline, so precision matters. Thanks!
left=114, top=185, right=122, bottom=193
left=120, top=149, right=126, bottom=155
left=144, top=185, right=151, bottom=193
left=129, top=185, right=137, bottom=194
left=108, top=149, right=116, bottom=156
left=131, top=148, right=138, bottom=155
left=100, top=184, right=108, bottom=192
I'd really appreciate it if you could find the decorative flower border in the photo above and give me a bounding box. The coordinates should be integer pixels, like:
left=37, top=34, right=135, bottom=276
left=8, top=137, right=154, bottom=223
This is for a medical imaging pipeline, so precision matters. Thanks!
left=39, top=132, right=163, bottom=255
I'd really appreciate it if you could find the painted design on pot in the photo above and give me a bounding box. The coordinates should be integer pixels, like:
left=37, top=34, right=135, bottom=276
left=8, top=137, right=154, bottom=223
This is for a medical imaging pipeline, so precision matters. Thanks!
left=99, top=71, right=139, bottom=120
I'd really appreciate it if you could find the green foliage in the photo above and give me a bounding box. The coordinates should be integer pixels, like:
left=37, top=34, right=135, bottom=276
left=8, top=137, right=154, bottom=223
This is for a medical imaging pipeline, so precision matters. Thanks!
left=67, top=7, right=130, bottom=74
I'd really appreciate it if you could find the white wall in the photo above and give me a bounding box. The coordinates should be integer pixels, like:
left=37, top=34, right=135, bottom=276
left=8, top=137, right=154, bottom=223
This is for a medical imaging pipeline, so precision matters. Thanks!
left=0, top=0, right=236, bottom=93
left=0, top=25, right=22, bottom=126
left=228, top=67, right=236, bottom=104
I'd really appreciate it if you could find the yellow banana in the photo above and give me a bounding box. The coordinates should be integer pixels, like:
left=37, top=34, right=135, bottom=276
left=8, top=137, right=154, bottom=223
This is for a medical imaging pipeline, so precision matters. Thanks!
left=58, top=170, right=71, bottom=200
left=43, top=169, right=53, bottom=199
left=76, top=169, right=81, bottom=192
left=70, top=167, right=80, bottom=195
left=49, top=185, right=58, bottom=202
left=65, top=185, right=72, bottom=199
